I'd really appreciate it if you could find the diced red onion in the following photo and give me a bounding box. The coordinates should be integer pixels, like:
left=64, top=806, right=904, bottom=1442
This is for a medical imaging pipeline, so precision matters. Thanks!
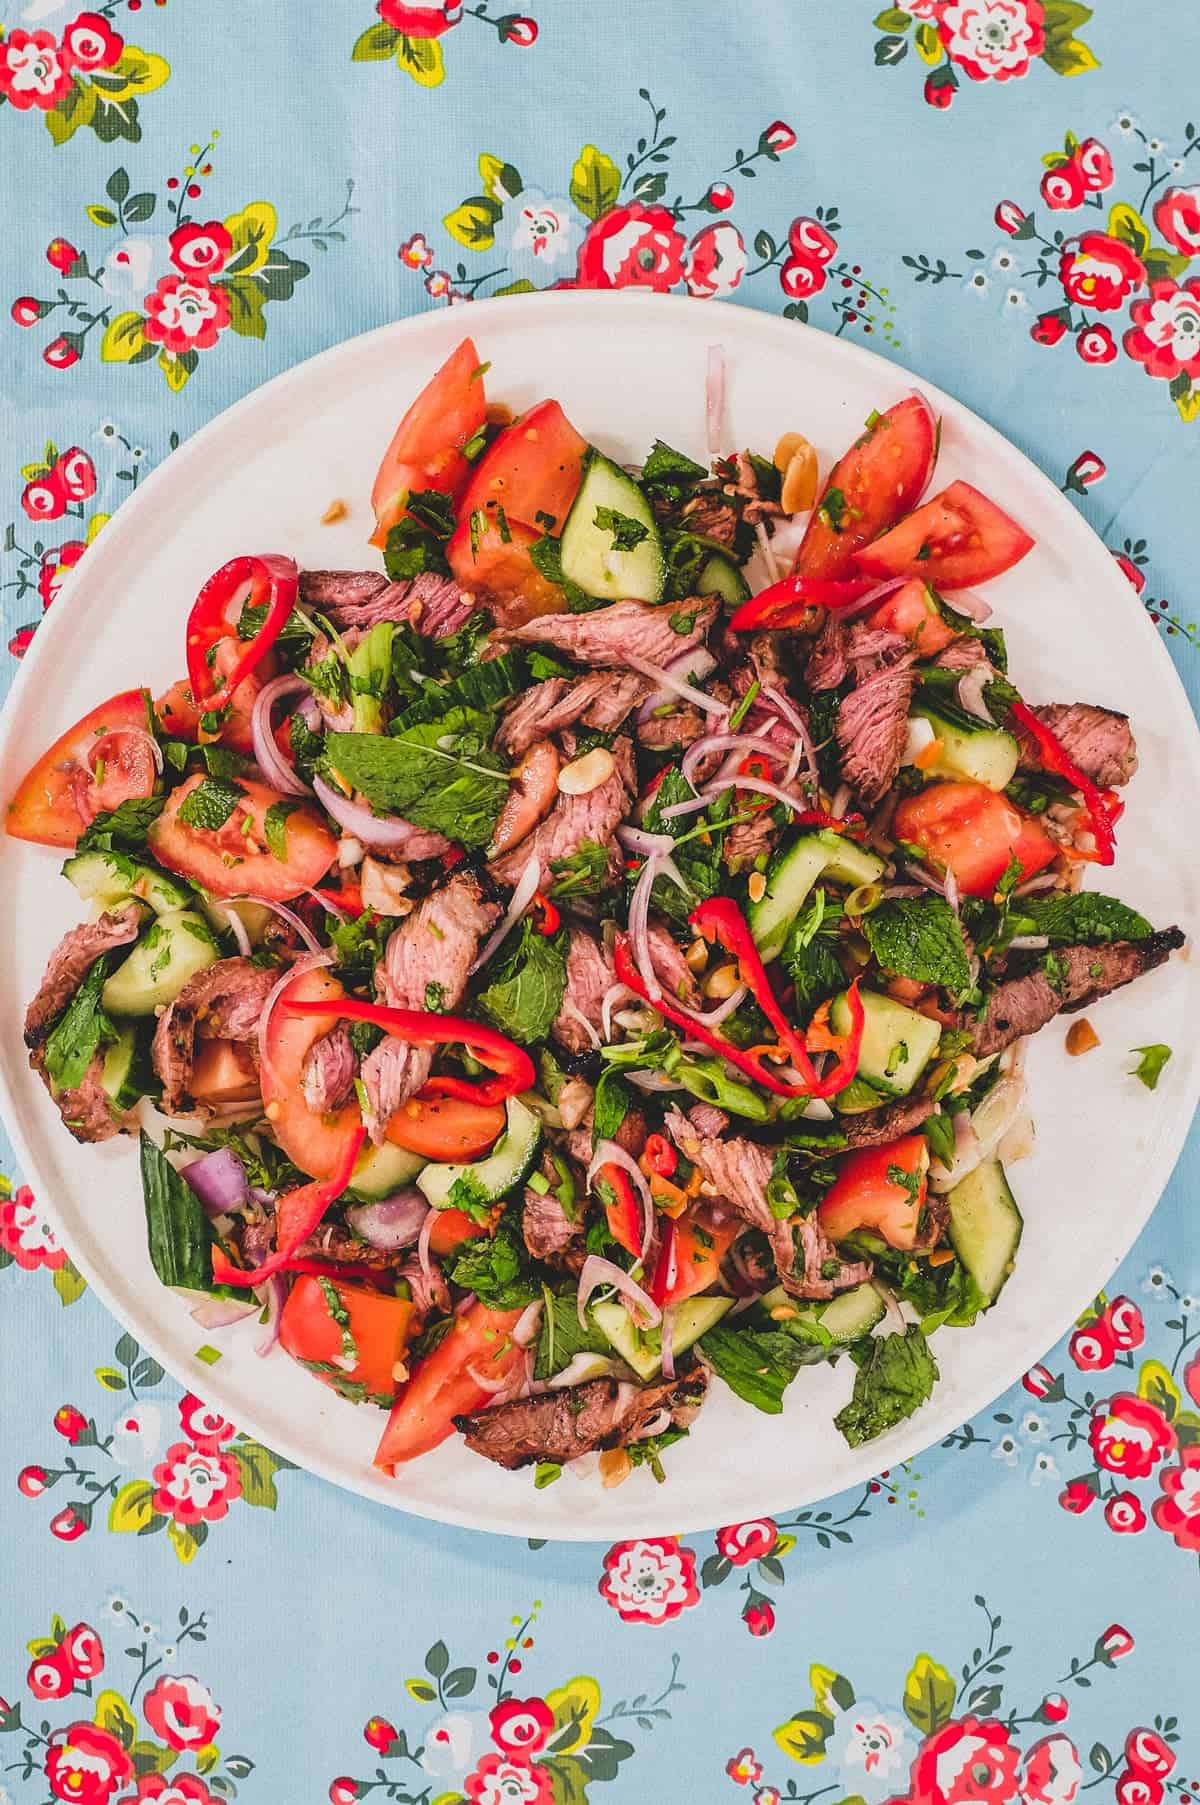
left=183, top=1147, right=248, bottom=1216
left=513, top=1299, right=544, bottom=1347
left=586, top=1143, right=656, bottom=1261
left=255, top=1274, right=288, bottom=1357
left=659, top=1310, right=676, bottom=1381
left=243, top=895, right=324, bottom=955
left=706, top=343, right=725, bottom=455
left=949, top=588, right=992, bottom=623
left=257, top=950, right=332, bottom=1085
left=346, top=1191, right=429, bottom=1250
left=471, top=853, right=539, bottom=973
left=956, top=667, right=994, bottom=722
left=628, top=650, right=725, bottom=719
left=576, top=1253, right=661, bottom=1332
left=313, top=774, right=421, bottom=850
left=208, top=902, right=252, bottom=958
left=189, top=1294, right=258, bottom=1329
left=943, top=866, right=961, bottom=916
left=250, top=674, right=313, bottom=797
left=600, top=982, right=637, bottom=1042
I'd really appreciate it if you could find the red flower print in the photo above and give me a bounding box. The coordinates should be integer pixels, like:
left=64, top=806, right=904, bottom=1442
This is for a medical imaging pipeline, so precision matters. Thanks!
left=1125, top=1731, right=1176, bottom=1781
left=13, top=296, right=47, bottom=327
left=363, top=1716, right=397, bottom=1753
left=39, top=539, right=86, bottom=610
left=28, top=1649, right=74, bottom=1701
left=685, top=222, right=747, bottom=297
left=764, top=121, right=797, bottom=152
left=1124, top=279, right=1200, bottom=380
left=45, top=1721, right=133, bottom=1805
left=924, top=72, right=955, bottom=108
left=743, top=1600, right=776, bottom=1636
left=1112, top=551, right=1146, bottom=593
left=1115, top=1776, right=1163, bottom=1805
left=1041, top=165, right=1085, bottom=212
left=177, top=1394, right=237, bottom=1453
left=1065, top=450, right=1106, bottom=487
left=1059, top=234, right=1145, bottom=311
left=1097, top=1624, right=1134, bottom=1660
left=716, top=1519, right=778, bottom=1565
left=1153, top=186, right=1200, bottom=259
left=489, top=1698, right=555, bottom=1758
left=1151, top=1444, right=1200, bottom=1552
left=47, top=238, right=81, bottom=274
left=912, top=1720, right=1021, bottom=1805
left=0, top=30, right=75, bottom=111
left=55, top=1404, right=89, bottom=1442
left=0, top=1186, right=67, bottom=1269
left=1186, top=1352, right=1200, bottom=1409
left=598, top=1535, right=700, bottom=1624
left=1102, top=1297, right=1145, bottom=1351
left=1104, top=1491, right=1147, bottom=1534
left=1076, top=140, right=1114, bottom=193
left=44, top=336, right=82, bottom=370
left=61, top=1624, right=105, bottom=1681
left=49, top=1506, right=88, bottom=1541
left=576, top=202, right=687, bottom=292
left=1021, top=1734, right=1082, bottom=1805
left=938, top=0, right=1045, bottom=82
left=378, top=0, right=463, bottom=39
left=399, top=232, right=434, bottom=268
left=55, top=447, right=97, bottom=503
left=1058, top=1478, right=1096, bottom=1515
left=1076, top=324, right=1118, bottom=364
left=143, top=274, right=231, bottom=354
left=705, top=182, right=735, bottom=211
left=1038, top=1696, right=1070, bottom=1725
left=790, top=215, right=837, bottom=267
left=329, top=1782, right=358, bottom=1805
left=501, top=17, right=537, bottom=44
left=168, top=222, right=234, bottom=279
left=1022, top=1364, right=1055, bottom=1398
left=143, top=1675, right=221, bottom=1752
left=60, top=13, right=124, bottom=71
left=1089, top=1393, right=1175, bottom=1477
left=1069, top=1323, right=1114, bottom=1368
left=464, top=1753, right=553, bottom=1805
left=781, top=254, right=829, bottom=299
left=119, top=1774, right=219, bottom=1803
left=1031, top=311, right=1070, bottom=347
left=995, top=201, right=1028, bottom=235
left=727, top=1748, right=764, bottom=1785
left=151, top=1442, right=242, bottom=1524
left=18, top=1464, right=50, bottom=1497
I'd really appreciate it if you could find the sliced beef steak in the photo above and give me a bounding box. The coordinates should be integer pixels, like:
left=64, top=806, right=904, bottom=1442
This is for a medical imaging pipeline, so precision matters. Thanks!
left=836, top=656, right=917, bottom=807
left=152, top=958, right=278, bottom=1116
left=933, top=636, right=993, bottom=673
left=1016, top=702, right=1138, bottom=789
left=454, top=1369, right=709, bottom=1470
left=25, top=905, right=141, bottom=1044
left=495, top=671, right=649, bottom=759
left=488, top=736, right=634, bottom=890
left=552, top=928, right=617, bottom=1052
left=499, top=597, right=718, bottom=669
left=299, top=569, right=473, bottom=637
left=298, top=569, right=389, bottom=616
left=301, top=1026, right=358, bottom=1114
left=840, top=1094, right=936, bottom=1149
left=522, top=1184, right=584, bottom=1269
left=967, top=930, right=1183, bottom=1057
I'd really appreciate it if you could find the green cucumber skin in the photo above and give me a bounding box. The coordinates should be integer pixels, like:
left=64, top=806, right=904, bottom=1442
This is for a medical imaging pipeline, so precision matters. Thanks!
left=911, top=707, right=1020, bottom=792
left=760, top=1281, right=886, bottom=1360
left=749, top=831, right=885, bottom=961
left=947, top=1158, right=1023, bottom=1304
left=416, top=1096, right=541, bottom=1210
left=559, top=451, right=665, bottom=603
left=101, top=909, right=219, bottom=1017
left=831, top=988, right=942, bottom=1098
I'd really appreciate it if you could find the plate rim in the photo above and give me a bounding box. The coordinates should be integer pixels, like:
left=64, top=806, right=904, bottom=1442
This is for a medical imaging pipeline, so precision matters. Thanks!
left=1, top=287, right=1197, bottom=1540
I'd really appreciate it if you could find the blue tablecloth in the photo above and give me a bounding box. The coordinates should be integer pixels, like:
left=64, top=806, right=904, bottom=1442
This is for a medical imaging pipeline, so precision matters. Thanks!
left=2, top=4, right=1199, bottom=1802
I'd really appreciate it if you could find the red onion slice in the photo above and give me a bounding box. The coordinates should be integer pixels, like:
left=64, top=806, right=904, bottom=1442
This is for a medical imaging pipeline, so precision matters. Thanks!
left=626, top=853, right=665, bottom=999
left=699, top=772, right=811, bottom=815
left=346, top=1191, right=429, bottom=1250
left=208, top=902, right=252, bottom=958
left=255, top=1274, right=288, bottom=1358
left=587, top=1142, right=656, bottom=1261
left=680, top=732, right=774, bottom=793
left=636, top=646, right=719, bottom=725
left=576, top=1253, right=661, bottom=1333
left=627, top=651, right=725, bottom=719
left=948, top=588, right=993, bottom=623
left=600, top=982, right=637, bottom=1043
left=189, top=1294, right=258, bottom=1330
left=558, top=1000, right=602, bottom=1051
left=183, top=1147, right=248, bottom=1215
left=659, top=1309, right=676, bottom=1381
left=838, top=575, right=909, bottom=622
left=250, top=674, right=313, bottom=798
left=905, top=389, right=941, bottom=505
left=256, top=950, right=333, bottom=1085
left=706, top=343, right=726, bottom=455
left=416, top=1207, right=436, bottom=1280
left=305, top=885, right=348, bottom=920
left=617, top=825, right=677, bottom=859
left=313, top=774, right=423, bottom=851
left=955, top=667, right=995, bottom=722
left=243, top=895, right=324, bottom=956
left=513, top=1299, right=544, bottom=1347
left=471, top=853, right=540, bottom=974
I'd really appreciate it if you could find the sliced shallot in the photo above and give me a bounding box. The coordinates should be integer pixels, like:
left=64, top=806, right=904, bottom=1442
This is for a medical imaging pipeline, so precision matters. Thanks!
left=471, top=853, right=540, bottom=973
left=575, top=1253, right=661, bottom=1332
left=250, top=674, right=312, bottom=797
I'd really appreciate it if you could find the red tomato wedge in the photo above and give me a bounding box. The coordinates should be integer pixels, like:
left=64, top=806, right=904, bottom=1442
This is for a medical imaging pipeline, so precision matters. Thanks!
left=795, top=395, right=938, bottom=580
left=148, top=771, right=337, bottom=901
left=648, top=1209, right=738, bottom=1308
left=189, top=1038, right=260, bottom=1106
left=457, top=399, right=588, bottom=533
left=866, top=578, right=958, bottom=655
left=893, top=780, right=1057, bottom=898
left=385, top=1095, right=506, bottom=1162
left=7, top=688, right=156, bottom=849
left=817, top=1135, right=930, bottom=1252
left=428, top=1206, right=501, bottom=1259
left=280, top=1276, right=413, bottom=1402
left=446, top=513, right=565, bottom=627
left=369, top=336, right=487, bottom=549
left=155, top=636, right=266, bottom=755
left=373, top=1300, right=525, bottom=1469
left=260, top=967, right=362, bottom=1181
left=853, top=480, right=1035, bottom=589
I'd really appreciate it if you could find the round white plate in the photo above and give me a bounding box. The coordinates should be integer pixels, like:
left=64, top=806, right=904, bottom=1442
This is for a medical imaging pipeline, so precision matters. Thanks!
left=1, top=291, right=1197, bottom=1541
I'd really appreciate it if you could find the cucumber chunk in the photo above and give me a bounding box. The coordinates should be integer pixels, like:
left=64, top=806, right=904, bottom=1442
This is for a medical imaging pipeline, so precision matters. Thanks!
left=947, top=1158, right=1023, bottom=1305
left=559, top=450, right=665, bottom=602
left=910, top=705, right=1019, bottom=792
left=200, top=897, right=276, bottom=947
left=416, top=1095, right=541, bottom=1210
left=99, top=1025, right=149, bottom=1112
left=591, top=1294, right=733, bottom=1381
left=750, top=830, right=885, bottom=962
left=761, top=1280, right=886, bottom=1357
left=831, top=988, right=942, bottom=1098
left=63, top=850, right=193, bottom=916
left=348, top=1139, right=427, bottom=1201
left=101, top=909, right=219, bottom=1017
left=697, top=552, right=750, bottom=607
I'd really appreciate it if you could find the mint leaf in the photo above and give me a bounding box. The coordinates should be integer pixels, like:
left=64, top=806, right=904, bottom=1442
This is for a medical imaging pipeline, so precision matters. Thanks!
left=1019, top=892, right=1152, bottom=945
left=534, top=1289, right=609, bottom=1381
left=594, top=504, right=649, bottom=552
left=177, top=776, right=243, bottom=832
left=864, top=896, right=971, bottom=990
left=263, top=800, right=299, bottom=862
left=834, top=1325, right=938, bottom=1447
left=76, top=795, right=165, bottom=854
left=478, top=923, right=566, bottom=1044
left=43, top=958, right=119, bottom=1093
left=1130, top=1043, right=1172, bottom=1091
left=325, top=707, right=508, bottom=849
left=445, top=1212, right=538, bottom=1308
left=697, top=1323, right=810, bottom=1413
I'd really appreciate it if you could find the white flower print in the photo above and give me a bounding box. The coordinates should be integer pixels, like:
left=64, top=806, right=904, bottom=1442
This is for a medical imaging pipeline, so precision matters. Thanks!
left=831, top=1700, right=917, bottom=1804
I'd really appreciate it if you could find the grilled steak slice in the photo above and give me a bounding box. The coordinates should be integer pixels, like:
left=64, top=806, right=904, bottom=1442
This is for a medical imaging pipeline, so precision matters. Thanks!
left=401, top=1250, right=451, bottom=1318
left=25, top=905, right=141, bottom=1044
left=361, top=872, right=498, bottom=1141
left=495, top=671, right=649, bottom=759
left=841, top=1094, right=936, bottom=1149
left=407, top=572, right=476, bottom=639
left=836, top=656, right=917, bottom=807
left=934, top=636, right=993, bottom=673
left=298, top=569, right=473, bottom=637
left=237, top=1207, right=408, bottom=1272
left=968, top=930, right=1184, bottom=1057
left=1016, top=702, right=1138, bottom=789
left=489, top=736, right=634, bottom=890
left=553, top=928, right=616, bottom=1051
left=725, top=808, right=780, bottom=875
left=636, top=704, right=708, bottom=751
left=687, top=1102, right=730, bottom=1138
left=681, top=490, right=739, bottom=544
left=301, top=1026, right=357, bottom=1114
left=522, top=1184, right=584, bottom=1269
left=298, top=569, right=389, bottom=615
left=806, top=619, right=909, bottom=693
left=152, top=958, right=277, bottom=1116
left=663, top=1107, right=871, bottom=1299
left=499, top=597, right=719, bottom=669
left=454, top=1369, right=709, bottom=1470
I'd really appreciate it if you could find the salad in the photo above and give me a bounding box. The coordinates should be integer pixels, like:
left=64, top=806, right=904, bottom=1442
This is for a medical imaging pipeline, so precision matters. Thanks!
left=8, top=335, right=1184, bottom=1490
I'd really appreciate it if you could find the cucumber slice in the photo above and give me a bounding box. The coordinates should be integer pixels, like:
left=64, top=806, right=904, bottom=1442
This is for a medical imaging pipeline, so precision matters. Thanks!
left=762, top=1280, right=886, bottom=1357
left=201, top=897, right=276, bottom=947
left=559, top=450, right=665, bottom=602
left=416, top=1095, right=541, bottom=1211
left=99, top=1025, right=152, bottom=1112
left=697, top=552, right=750, bottom=607
left=101, top=909, right=219, bottom=1017
left=591, top=1294, right=733, bottom=1381
left=347, top=1139, right=427, bottom=1201
left=910, top=706, right=1019, bottom=792
left=749, top=830, right=886, bottom=962
left=831, top=988, right=942, bottom=1098
left=63, top=850, right=194, bottom=916
left=947, top=1158, right=1023, bottom=1305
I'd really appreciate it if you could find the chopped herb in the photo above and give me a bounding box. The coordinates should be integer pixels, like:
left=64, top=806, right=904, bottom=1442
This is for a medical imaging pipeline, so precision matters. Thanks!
left=446, top=1211, right=539, bottom=1308
left=423, top=980, right=447, bottom=1012
left=477, top=922, right=566, bottom=1043
left=1020, top=892, right=1152, bottom=945
left=548, top=840, right=615, bottom=901
left=304, top=654, right=351, bottom=709
left=594, top=504, right=650, bottom=552
left=469, top=360, right=491, bottom=384
left=76, top=795, right=166, bottom=855
left=640, top=439, right=707, bottom=503
left=195, top=1345, right=222, bottom=1366
left=834, top=1325, right=939, bottom=1447
left=317, top=1275, right=359, bottom=1365
left=668, top=607, right=699, bottom=635
left=327, top=908, right=390, bottom=988
left=43, top=958, right=119, bottom=1094
left=177, top=775, right=243, bottom=833
left=528, top=533, right=594, bottom=612
left=326, top=707, right=508, bottom=850
left=1130, top=1044, right=1172, bottom=1091
left=626, top=1426, right=688, bottom=1482
left=534, top=1462, right=561, bottom=1488
left=263, top=800, right=299, bottom=862
left=727, top=681, right=759, bottom=732
left=864, top=896, right=971, bottom=992
left=236, top=601, right=314, bottom=653
left=924, top=1112, right=957, bottom=1169
left=697, top=1322, right=810, bottom=1414
left=1042, top=950, right=1069, bottom=994
left=534, top=509, right=557, bottom=531
left=820, top=486, right=849, bottom=533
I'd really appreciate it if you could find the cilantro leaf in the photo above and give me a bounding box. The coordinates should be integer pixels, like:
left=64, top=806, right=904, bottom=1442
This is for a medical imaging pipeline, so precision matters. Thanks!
left=864, top=897, right=972, bottom=991
left=76, top=795, right=166, bottom=855
left=177, top=775, right=243, bottom=832
left=594, top=505, right=649, bottom=552
left=327, top=908, right=390, bottom=987
left=528, top=534, right=597, bottom=613
left=325, top=707, right=508, bottom=850
left=43, top=958, right=119, bottom=1094
left=478, top=924, right=567, bottom=1044
left=593, top=1068, right=633, bottom=1146
left=548, top=840, right=615, bottom=902
left=445, top=1211, right=539, bottom=1308
left=783, top=889, right=845, bottom=1013
left=1130, top=1044, right=1172, bottom=1091
left=834, top=1325, right=939, bottom=1447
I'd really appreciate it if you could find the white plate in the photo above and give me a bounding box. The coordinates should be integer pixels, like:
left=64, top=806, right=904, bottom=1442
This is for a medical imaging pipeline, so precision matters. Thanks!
left=1, top=291, right=1197, bottom=1541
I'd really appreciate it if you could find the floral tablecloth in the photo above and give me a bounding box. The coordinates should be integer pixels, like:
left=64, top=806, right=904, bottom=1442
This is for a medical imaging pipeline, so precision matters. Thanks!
left=2, top=2, right=1200, bottom=1802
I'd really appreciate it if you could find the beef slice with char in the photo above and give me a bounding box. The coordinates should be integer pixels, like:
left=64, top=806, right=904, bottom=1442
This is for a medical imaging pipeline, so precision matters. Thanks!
left=495, top=671, right=650, bottom=760
left=498, top=597, right=718, bottom=670
left=1016, top=702, right=1138, bottom=789
left=152, top=957, right=278, bottom=1115
left=489, top=736, right=635, bottom=891
left=967, top=930, right=1184, bottom=1058
left=454, top=1368, right=709, bottom=1470
left=25, top=905, right=143, bottom=1144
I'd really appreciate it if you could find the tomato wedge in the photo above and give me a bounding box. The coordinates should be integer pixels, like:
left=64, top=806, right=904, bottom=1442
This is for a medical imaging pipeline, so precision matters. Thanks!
left=853, top=480, right=1035, bottom=589
left=280, top=1275, right=413, bottom=1402
left=155, top=635, right=267, bottom=755
left=373, top=1299, right=524, bottom=1469
left=260, top=967, right=362, bottom=1181
left=369, top=336, right=487, bottom=549
left=446, top=513, right=565, bottom=628
left=7, top=688, right=157, bottom=849
left=866, top=578, right=957, bottom=655
left=189, top=1038, right=259, bottom=1106
left=817, top=1135, right=931, bottom=1252
left=598, top=1165, right=642, bottom=1259
left=893, top=779, right=1057, bottom=898
left=648, top=1208, right=738, bottom=1308
left=385, top=1095, right=506, bottom=1162
left=428, top=1206, right=501, bottom=1259
left=795, top=395, right=938, bottom=580
left=148, top=771, right=337, bottom=901
left=457, top=399, right=588, bottom=533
